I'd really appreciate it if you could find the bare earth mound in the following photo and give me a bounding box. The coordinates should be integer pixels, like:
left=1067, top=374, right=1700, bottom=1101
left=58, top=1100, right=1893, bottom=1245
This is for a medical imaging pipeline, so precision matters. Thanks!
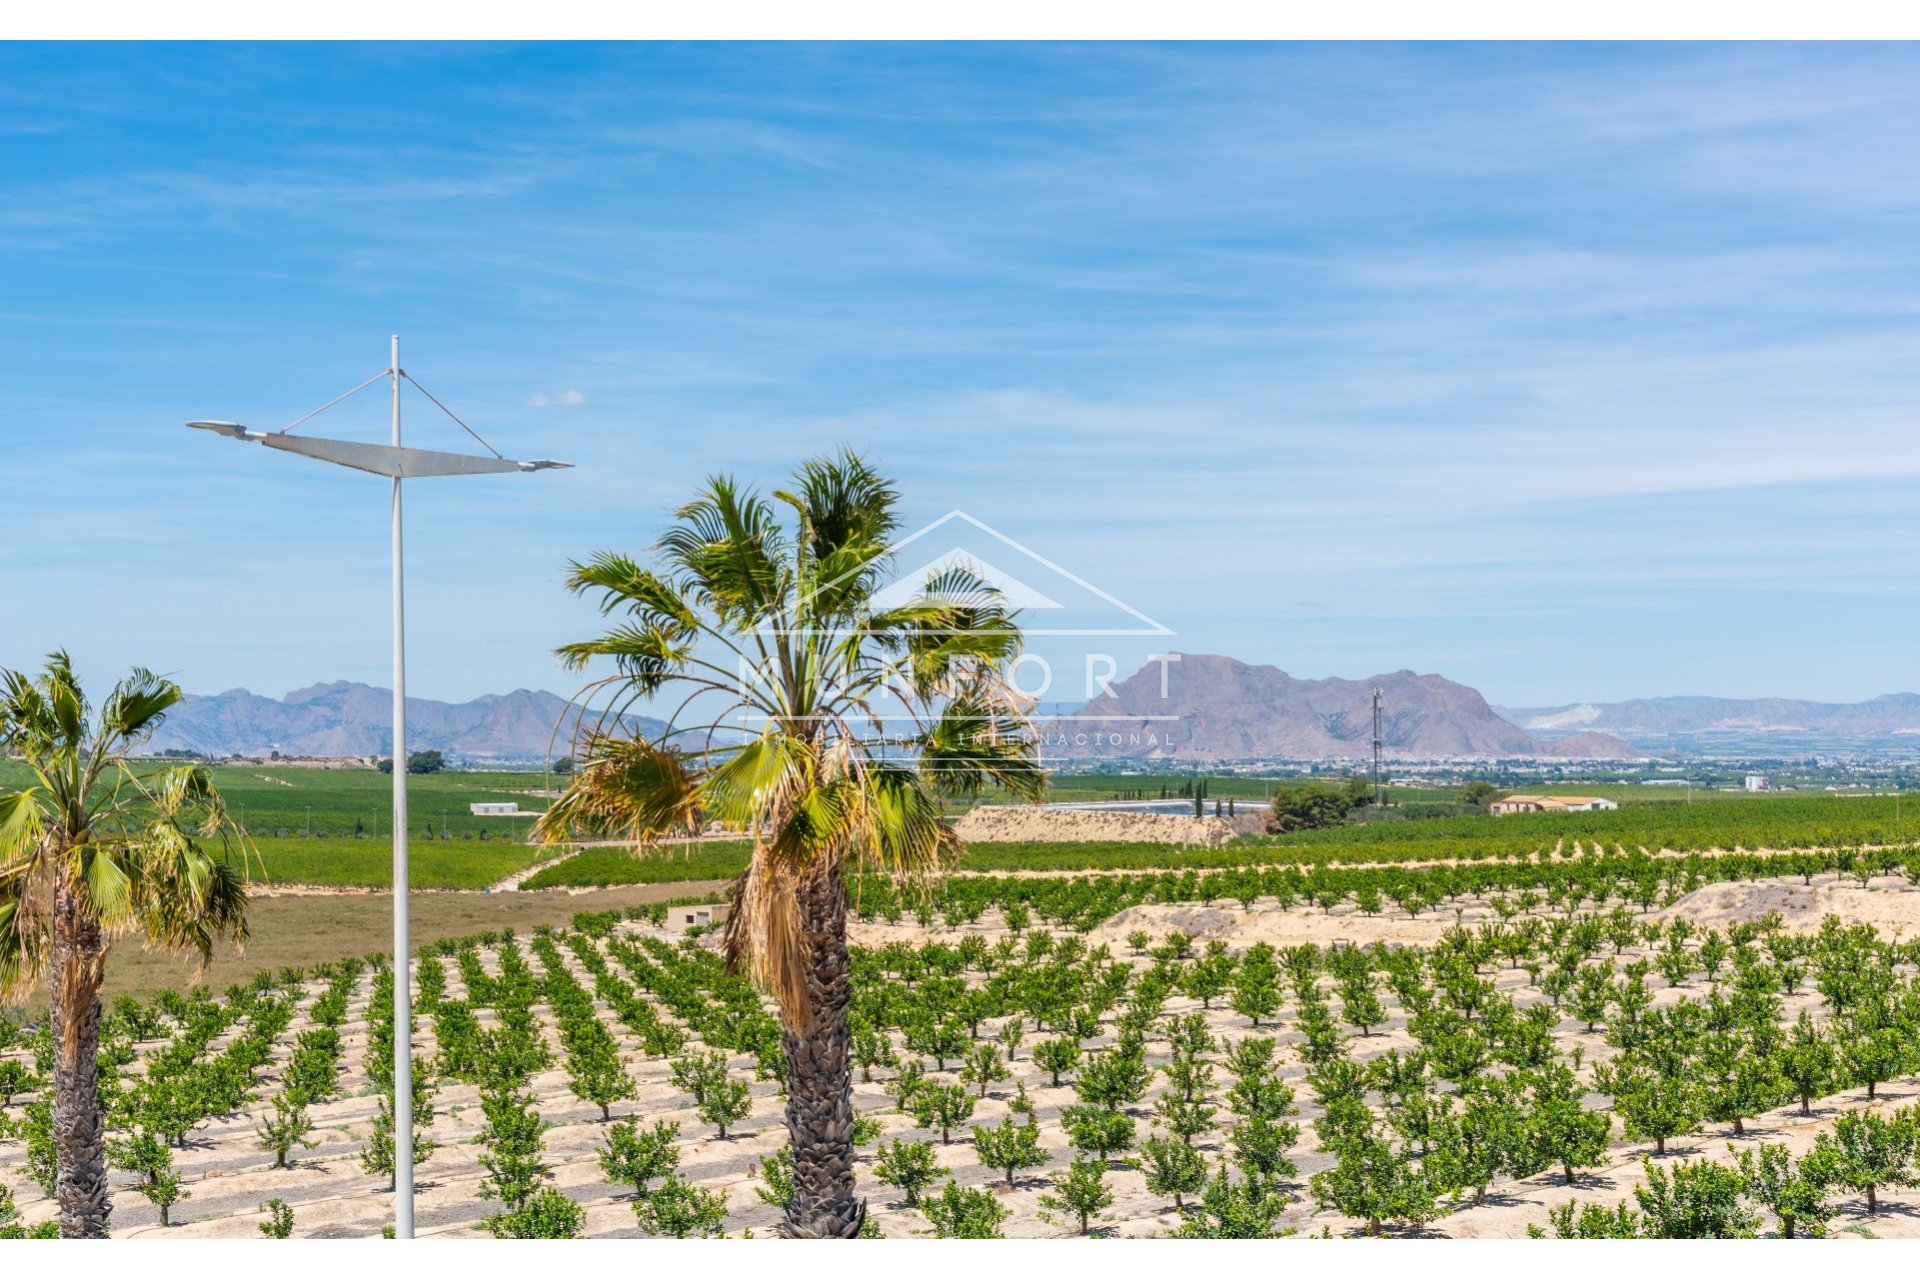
left=1658, top=877, right=1920, bottom=936
left=954, top=805, right=1235, bottom=846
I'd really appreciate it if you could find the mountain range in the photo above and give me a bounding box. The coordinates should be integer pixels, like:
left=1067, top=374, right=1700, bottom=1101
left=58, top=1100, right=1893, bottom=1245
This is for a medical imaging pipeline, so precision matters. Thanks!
left=1497, top=693, right=1920, bottom=753
left=141, top=660, right=1920, bottom=764
left=141, top=682, right=665, bottom=763
left=1052, top=653, right=1643, bottom=761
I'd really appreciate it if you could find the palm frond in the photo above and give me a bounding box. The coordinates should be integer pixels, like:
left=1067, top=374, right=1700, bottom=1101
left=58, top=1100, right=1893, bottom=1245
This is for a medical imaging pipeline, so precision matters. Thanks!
left=0, top=789, right=42, bottom=863
left=99, top=668, right=181, bottom=743
left=533, top=734, right=701, bottom=843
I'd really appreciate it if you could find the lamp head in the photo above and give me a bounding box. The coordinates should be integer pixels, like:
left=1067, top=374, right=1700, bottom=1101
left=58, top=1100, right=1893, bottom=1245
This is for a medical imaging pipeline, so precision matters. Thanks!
left=187, top=420, right=265, bottom=442
left=516, top=459, right=572, bottom=472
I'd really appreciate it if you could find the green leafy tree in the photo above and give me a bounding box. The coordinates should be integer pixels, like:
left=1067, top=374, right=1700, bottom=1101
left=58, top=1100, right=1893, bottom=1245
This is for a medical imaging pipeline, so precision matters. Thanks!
left=1310, top=1121, right=1438, bottom=1236
left=1699, top=1033, right=1783, bottom=1138
left=1534, top=1199, right=1643, bottom=1238
left=971, top=1114, right=1047, bottom=1187
left=533, top=452, right=1044, bottom=1238
left=140, top=1165, right=187, bottom=1228
left=873, top=1138, right=946, bottom=1206
left=1526, top=1067, right=1611, bottom=1184
left=256, top=1092, right=317, bottom=1169
left=1460, top=781, right=1500, bottom=809
left=698, top=1073, right=753, bottom=1139
left=960, top=1043, right=1010, bottom=1098
left=0, top=655, right=252, bottom=1238
left=1231, top=944, right=1283, bottom=1027
left=754, top=1148, right=795, bottom=1209
left=1174, top=1164, right=1292, bottom=1238
left=0, top=1058, right=36, bottom=1107
left=1779, top=1010, right=1838, bottom=1115
left=1266, top=782, right=1357, bottom=833
left=598, top=1118, right=681, bottom=1197
left=1813, top=1105, right=1919, bottom=1215
left=1061, top=1103, right=1136, bottom=1162
left=997, top=1016, right=1026, bottom=1062
left=912, top=1082, right=976, bottom=1144
left=486, top=1186, right=586, bottom=1239
left=362, top=1072, right=437, bottom=1192
left=1033, top=1036, right=1080, bottom=1087
left=1599, top=1060, right=1702, bottom=1157
left=1182, top=943, right=1236, bottom=1009
left=1736, top=1142, right=1841, bottom=1238
left=633, top=1176, right=728, bottom=1238
left=1039, top=1156, right=1113, bottom=1234
left=1633, top=1158, right=1758, bottom=1238
left=1337, top=972, right=1386, bottom=1037
left=1136, top=1133, right=1208, bottom=1209
left=921, top=1181, right=1006, bottom=1238
left=18, top=1099, right=56, bottom=1196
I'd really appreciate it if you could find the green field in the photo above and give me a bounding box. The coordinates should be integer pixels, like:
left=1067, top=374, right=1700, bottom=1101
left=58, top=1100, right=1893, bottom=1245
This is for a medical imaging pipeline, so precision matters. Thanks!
left=522, top=840, right=754, bottom=889
left=246, top=835, right=549, bottom=890
left=6, top=760, right=1912, bottom=892
left=0, top=760, right=554, bottom=841
left=989, top=773, right=1802, bottom=806
left=517, top=791, right=1920, bottom=887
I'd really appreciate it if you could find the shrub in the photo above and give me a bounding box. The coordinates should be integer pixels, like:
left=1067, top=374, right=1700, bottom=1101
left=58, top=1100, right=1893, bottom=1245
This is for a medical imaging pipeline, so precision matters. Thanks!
left=921, top=1181, right=1007, bottom=1238
left=1633, top=1157, right=1758, bottom=1238
left=257, top=1198, right=295, bottom=1239
left=1039, top=1156, right=1113, bottom=1234
left=599, top=1118, right=682, bottom=1197
left=487, top=1186, right=586, bottom=1239
left=633, top=1175, right=728, bottom=1238
left=873, top=1139, right=946, bottom=1206
left=971, top=1114, right=1047, bottom=1187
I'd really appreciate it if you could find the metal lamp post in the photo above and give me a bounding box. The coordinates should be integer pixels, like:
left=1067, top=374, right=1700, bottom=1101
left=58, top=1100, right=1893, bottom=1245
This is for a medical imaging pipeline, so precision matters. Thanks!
left=190, top=336, right=568, bottom=1238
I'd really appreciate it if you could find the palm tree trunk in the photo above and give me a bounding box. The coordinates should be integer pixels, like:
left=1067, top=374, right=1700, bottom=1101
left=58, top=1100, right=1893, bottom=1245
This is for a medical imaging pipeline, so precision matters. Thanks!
left=50, top=885, right=111, bottom=1239
left=778, top=865, right=863, bottom=1238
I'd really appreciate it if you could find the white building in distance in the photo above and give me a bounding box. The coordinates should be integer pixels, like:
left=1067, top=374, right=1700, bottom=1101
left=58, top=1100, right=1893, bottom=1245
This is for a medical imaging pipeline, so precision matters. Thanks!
left=1489, top=794, right=1620, bottom=815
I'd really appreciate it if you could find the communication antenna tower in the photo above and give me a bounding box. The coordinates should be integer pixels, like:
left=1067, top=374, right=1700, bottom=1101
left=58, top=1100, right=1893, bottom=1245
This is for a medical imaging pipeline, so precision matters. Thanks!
left=1371, top=686, right=1384, bottom=806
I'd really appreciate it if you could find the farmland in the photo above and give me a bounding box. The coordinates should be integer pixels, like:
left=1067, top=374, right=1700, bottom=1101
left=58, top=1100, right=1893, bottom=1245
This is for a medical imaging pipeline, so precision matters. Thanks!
left=7, top=861, right=1920, bottom=1238
left=11, top=780, right=1920, bottom=1238
left=525, top=792, right=1920, bottom=890
left=0, top=761, right=555, bottom=842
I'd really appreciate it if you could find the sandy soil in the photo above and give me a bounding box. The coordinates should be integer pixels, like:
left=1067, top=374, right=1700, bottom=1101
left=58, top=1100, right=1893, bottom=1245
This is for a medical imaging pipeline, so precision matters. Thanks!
left=1656, top=877, right=1920, bottom=937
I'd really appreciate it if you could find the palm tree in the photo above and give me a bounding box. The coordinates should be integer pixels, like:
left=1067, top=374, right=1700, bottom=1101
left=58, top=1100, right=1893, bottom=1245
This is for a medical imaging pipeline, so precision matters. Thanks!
left=535, top=451, right=1044, bottom=1236
left=0, top=653, right=251, bottom=1238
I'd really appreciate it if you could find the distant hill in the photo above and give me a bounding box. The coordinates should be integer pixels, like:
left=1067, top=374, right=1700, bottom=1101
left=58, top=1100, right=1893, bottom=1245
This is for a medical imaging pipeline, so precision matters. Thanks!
left=1498, top=693, right=1920, bottom=753
left=1539, top=730, right=1642, bottom=760
left=1054, top=652, right=1605, bottom=761
left=141, top=682, right=666, bottom=764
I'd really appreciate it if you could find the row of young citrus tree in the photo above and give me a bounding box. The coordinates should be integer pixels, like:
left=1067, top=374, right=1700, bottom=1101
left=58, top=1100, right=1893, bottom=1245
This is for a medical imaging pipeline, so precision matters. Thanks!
left=827, top=902, right=1920, bottom=1236
left=1251, top=792, right=1920, bottom=860
left=845, top=847, right=1920, bottom=933
left=17, top=890, right=1920, bottom=1237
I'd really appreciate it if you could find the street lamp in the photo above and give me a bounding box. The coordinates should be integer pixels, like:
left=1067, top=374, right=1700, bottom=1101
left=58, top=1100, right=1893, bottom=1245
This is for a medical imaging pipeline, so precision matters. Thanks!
left=190, top=336, right=568, bottom=1238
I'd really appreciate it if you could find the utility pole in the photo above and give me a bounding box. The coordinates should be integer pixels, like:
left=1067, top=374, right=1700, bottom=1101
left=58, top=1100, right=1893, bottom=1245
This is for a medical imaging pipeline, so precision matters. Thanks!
left=1371, top=686, right=1384, bottom=807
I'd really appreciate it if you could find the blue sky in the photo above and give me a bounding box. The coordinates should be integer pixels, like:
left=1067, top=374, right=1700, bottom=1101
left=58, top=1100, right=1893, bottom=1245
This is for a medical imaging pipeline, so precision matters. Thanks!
left=5, top=42, right=1920, bottom=709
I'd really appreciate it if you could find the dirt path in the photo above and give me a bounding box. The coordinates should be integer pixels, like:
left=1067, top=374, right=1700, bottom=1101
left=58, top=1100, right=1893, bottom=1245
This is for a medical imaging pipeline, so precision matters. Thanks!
left=489, top=851, right=577, bottom=892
